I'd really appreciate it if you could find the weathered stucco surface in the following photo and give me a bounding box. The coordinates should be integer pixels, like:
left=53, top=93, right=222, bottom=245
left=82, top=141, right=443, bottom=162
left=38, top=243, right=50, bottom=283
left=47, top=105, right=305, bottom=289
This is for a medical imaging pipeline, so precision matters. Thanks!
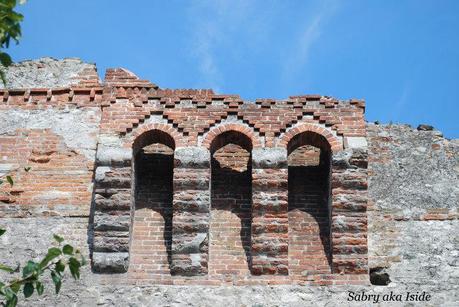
left=0, top=108, right=100, bottom=160
left=0, top=59, right=457, bottom=306
left=0, top=57, right=99, bottom=88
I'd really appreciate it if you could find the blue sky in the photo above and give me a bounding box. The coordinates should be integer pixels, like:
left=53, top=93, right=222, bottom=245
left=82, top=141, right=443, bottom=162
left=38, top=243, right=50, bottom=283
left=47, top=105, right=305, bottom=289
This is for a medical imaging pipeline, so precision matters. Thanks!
left=10, top=0, right=459, bottom=138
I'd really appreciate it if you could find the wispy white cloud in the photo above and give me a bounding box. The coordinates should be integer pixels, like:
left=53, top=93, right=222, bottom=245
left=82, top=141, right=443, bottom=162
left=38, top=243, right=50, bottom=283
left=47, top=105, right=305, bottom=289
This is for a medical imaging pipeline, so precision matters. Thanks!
left=281, top=1, right=340, bottom=84
left=393, top=83, right=411, bottom=121
left=185, top=0, right=274, bottom=92
left=192, top=18, right=222, bottom=91
left=186, top=0, right=340, bottom=93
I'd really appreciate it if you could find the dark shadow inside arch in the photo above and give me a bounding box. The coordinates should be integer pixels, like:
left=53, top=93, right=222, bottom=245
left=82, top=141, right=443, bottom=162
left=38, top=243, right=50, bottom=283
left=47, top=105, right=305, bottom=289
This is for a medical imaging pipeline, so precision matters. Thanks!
left=210, top=131, right=253, bottom=274
left=132, top=130, right=175, bottom=272
left=287, top=131, right=332, bottom=275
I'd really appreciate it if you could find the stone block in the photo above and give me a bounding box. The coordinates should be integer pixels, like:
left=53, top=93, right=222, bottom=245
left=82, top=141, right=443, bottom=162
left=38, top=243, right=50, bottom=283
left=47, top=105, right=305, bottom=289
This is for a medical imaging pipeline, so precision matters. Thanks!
left=252, top=148, right=287, bottom=169
left=94, top=212, right=130, bottom=231
left=344, top=137, right=368, bottom=149
left=92, top=252, right=129, bottom=273
left=174, top=146, right=210, bottom=168
left=172, top=232, right=208, bottom=254
left=96, top=145, right=132, bottom=166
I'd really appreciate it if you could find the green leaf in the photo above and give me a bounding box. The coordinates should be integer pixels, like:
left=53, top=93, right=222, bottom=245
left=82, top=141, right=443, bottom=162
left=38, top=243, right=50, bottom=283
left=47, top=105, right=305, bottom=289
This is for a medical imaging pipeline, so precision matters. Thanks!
left=62, top=244, right=73, bottom=255
left=48, top=247, right=62, bottom=257
left=0, top=179, right=3, bottom=185
left=35, top=281, right=44, bottom=295
left=6, top=175, right=13, bottom=187
left=0, top=228, right=5, bottom=236
left=4, top=286, right=15, bottom=299
left=53, top=234, right=64, bottom=243
left=51, top=271, right=61, bottom=294
left=0, top=263, right=15, bottom=273
left=39, top=247, right=62, bottom=269
left=22, top=261, right=37, bottom=278
left=0, top=52, right=12, bottom=67
left=5, top=293, right=18, bottom=307
left=9, top=282, right=20, bottom=294
left=55, top=260, right=65, bottom=274
left=23, top=282, right=33, bottom=298
left=68, top=257, right=81, bottom=279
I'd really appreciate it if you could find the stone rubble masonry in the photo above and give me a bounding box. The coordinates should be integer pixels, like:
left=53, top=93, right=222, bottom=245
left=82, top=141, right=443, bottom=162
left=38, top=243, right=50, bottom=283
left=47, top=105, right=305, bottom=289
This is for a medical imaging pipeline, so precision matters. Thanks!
left=0, top=59, right=457, bottom=305
left=0, top=57, right=101, bottom=89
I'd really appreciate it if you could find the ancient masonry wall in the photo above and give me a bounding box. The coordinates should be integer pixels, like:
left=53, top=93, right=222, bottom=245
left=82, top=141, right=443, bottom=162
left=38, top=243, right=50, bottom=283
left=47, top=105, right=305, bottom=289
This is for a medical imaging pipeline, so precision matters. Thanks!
left=0, top=59, right=457, bottom=305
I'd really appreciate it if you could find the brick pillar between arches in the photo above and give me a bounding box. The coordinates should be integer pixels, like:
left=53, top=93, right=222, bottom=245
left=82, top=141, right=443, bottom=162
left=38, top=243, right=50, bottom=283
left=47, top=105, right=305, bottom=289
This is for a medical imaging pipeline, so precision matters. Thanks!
left=251, top=148, right=289, bottom=275
left=170, top=147, right=210, bottom=276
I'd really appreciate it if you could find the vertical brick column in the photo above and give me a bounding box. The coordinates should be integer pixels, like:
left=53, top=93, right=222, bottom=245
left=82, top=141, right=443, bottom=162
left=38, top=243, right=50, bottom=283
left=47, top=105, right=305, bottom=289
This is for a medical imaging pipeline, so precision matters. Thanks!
left=331, top=144, right=368, bottom=275
left=171, top=147, right=210, bottom=275
left=92, top=136, right=133, bottom=273
left=251, top=148, right=289, bottom=275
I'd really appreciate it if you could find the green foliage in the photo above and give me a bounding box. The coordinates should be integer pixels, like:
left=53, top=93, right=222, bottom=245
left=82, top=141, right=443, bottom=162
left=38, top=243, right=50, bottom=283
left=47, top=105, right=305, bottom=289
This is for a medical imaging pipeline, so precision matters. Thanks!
left=0, top=229, right=86, bottom=307
left=5, top=176, right=13, bottom=187
left=0, top=0, right=25, bottom=85
left=53, top=234, right=64, bottom=244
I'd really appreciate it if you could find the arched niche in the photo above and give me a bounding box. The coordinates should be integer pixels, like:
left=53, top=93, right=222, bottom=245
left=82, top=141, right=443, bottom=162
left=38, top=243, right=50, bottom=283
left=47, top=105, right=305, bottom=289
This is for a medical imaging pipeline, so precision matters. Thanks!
left=209, top=131, right=253, bottom=277
left=129, top=129, right=175, bottom=275
left=287, top=131, right=332, bottom=277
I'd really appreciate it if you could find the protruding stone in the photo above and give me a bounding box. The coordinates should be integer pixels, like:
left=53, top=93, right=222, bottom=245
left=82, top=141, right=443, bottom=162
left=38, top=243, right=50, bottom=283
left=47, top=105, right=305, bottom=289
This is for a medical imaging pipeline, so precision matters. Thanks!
left=417, top=124, right=434, bottom=131
left=170, top=253, right=208, bottom=276
left=95, top=166, right=111, bottom=181
left=94, top=212, right=130, bottom=231
left=93, top=232, right=130, bottom=252
left=344, top=136, right=368, bottom=149
left=173, top=169, right=210, bottom=190
left=252, top=148, right=287, bottom=169
left=94, top=167, right=131, bottom=188
left=94, top=192, right=131, bottom=210
left=172, top=232, right=208, bottom=254
left=174, top=146, right=210, bottom=168
left=349, top=148, right=368, bottom=168
left=92, top=252, right=129, bottom=273
left=332, top=150, right=353, bottom=169
left=96, top=145, right=131, bottom=166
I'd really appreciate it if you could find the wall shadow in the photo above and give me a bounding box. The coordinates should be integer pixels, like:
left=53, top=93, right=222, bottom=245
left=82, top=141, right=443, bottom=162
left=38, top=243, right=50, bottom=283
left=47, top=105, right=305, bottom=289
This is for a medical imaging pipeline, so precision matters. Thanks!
left=288, top=163, right=332, bottom=272
left=210, top=152, right=252, bottom=273
left=134, top=150, right=173, bottom=270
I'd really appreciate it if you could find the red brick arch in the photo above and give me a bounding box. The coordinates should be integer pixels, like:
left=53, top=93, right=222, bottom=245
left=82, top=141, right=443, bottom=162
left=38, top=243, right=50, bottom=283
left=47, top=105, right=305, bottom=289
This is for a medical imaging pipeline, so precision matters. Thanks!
left=201, top=123, right=262, bottom=150
left=124, top=123, right=184, bottom=150
left=278, top=123, right=342, bottom=153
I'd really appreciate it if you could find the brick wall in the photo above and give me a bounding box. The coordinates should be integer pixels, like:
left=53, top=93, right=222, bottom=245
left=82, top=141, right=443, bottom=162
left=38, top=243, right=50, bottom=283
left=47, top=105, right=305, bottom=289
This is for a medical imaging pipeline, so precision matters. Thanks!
left=210, top=142, right=252, bottom=279
left=0, top=64, right=369, bottom=286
